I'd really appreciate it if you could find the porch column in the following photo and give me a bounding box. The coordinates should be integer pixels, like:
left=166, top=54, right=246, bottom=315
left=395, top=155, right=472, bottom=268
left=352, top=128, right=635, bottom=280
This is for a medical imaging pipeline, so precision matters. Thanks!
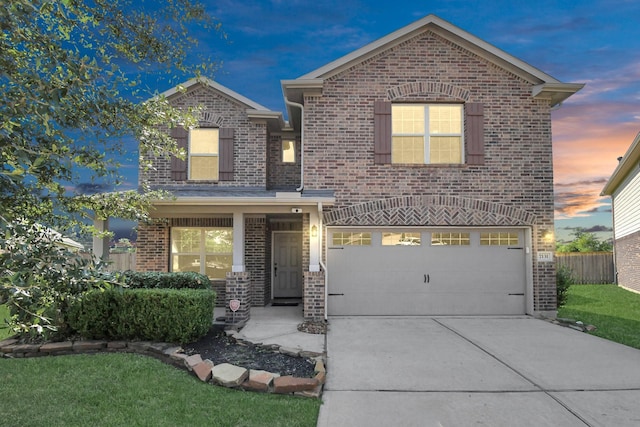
left=309, top=209, right=320, bottom=272
left=232, top=211, right=245, bottom=272
left=92, top=217, right=110, bottom=262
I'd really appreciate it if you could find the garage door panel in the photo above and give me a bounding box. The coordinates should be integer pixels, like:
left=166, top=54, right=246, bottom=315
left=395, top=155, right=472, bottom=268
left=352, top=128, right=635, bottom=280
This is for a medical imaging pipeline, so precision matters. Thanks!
left=328, top=228, right=526, bottom=316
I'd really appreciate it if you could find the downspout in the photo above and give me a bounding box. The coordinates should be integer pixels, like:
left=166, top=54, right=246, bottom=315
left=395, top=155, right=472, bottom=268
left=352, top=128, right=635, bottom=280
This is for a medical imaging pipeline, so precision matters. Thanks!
left=318, top=202, right=329, bottom=321
left=284, top=97, right=304, bottom=192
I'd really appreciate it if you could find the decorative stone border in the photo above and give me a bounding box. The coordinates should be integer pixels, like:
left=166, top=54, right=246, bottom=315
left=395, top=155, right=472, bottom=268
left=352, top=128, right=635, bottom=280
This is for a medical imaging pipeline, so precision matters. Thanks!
left=0, top=336, right=326, bottom=398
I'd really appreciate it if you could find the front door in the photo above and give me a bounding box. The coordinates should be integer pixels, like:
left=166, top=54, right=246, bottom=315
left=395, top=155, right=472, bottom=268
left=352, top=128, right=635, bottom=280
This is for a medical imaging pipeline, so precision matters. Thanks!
left=273, top=232, right=303, bottom=298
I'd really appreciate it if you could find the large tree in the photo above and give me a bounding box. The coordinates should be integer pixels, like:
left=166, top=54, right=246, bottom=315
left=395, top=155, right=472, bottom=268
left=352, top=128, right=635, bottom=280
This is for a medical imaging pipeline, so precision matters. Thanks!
left=1, top=0, right=221, bottom=230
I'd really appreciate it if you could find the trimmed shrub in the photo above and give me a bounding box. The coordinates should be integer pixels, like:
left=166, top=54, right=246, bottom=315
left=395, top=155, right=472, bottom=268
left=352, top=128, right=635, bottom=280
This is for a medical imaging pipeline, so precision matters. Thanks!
left=556, top=266, right=574, bottom=309
left=122, top=271, right=211, bottom=290
left=68, top=288, right=215, bottom=344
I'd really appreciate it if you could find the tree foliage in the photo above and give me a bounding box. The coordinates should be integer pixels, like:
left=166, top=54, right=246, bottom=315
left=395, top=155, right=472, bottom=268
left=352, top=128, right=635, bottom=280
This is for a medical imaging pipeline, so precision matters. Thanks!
left=1, top=0, right=220, bottom=228
left=0, top=0, right=221, bottom=339
left=556, top=229, right=613, bottom=253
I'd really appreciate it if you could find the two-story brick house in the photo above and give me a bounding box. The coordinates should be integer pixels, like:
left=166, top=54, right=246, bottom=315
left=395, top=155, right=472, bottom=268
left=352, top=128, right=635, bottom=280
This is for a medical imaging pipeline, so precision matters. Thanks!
left=136, top=15, right=583, bottom=322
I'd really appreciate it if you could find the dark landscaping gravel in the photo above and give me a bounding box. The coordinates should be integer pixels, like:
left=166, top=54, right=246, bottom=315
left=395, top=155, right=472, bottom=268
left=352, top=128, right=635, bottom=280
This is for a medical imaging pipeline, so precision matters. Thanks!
left=183, top=326, right=316, bottom=378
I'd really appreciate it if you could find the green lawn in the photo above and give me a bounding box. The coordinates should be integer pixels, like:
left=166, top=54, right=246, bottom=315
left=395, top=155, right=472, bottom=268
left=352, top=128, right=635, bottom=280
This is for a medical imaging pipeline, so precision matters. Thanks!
left=0, top=353, right=320, bottom=427
left=558, top=284, right=640, bottom=350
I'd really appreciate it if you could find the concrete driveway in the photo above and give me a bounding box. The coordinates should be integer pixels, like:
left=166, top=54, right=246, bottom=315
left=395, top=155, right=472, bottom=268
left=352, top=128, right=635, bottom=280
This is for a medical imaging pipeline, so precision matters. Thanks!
left=317, top=316, right=640, bottom=427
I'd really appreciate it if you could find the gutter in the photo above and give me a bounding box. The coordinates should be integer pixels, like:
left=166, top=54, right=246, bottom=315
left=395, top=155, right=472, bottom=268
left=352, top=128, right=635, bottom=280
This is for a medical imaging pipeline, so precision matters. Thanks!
left=284, top=97, right=304, bottom=192
left=318, top=202, right=329, bottom=321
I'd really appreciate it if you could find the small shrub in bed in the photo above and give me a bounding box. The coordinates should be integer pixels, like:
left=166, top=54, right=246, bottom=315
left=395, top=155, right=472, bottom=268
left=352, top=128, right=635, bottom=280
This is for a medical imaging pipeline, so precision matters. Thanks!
left=122, top=271, right=212, bottom=290
left=556, top=266, right=574, bottom=309
left=68, top=288, right=216, bottom=343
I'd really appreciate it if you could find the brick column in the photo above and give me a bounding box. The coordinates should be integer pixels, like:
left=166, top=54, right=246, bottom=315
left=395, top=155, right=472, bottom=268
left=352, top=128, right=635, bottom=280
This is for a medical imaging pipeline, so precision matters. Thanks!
left=303, top=271, right=325, bottom=320
left=225, top=272, right=251, bottom=326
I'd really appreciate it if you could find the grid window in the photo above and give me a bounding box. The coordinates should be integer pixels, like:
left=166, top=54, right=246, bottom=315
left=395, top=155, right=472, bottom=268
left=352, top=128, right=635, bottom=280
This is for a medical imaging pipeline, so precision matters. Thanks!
left=171, top=227, right=233, bottom=279
left=480, top=232, right=519, bottom=246
left=382, top=232, right=421, bottom=246
left=431, top=232, right=470, bottom=246
left=332, top=232, right=372, bottom=246
left=392, top=104, right=463, bottom=164
left=189, top=128, right=219, bottom=180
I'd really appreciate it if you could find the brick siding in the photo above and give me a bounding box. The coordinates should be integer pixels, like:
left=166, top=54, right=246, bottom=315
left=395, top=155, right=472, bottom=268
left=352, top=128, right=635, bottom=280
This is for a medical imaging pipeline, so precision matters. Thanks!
left=302, top=30, right=557, bottom=312
left=616, top=230, right=640, bottom=293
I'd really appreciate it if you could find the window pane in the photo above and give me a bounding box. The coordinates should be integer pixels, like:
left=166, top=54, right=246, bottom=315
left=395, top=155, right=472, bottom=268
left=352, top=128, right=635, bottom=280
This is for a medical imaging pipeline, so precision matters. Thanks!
left=392, top=105, right=424, bottom=134
left=429, top=105, right=462, bottom=134
left=382, top=232, right=421, bottom=246
left=392, top=136, right=424, bottom=164
left=171, top=228, right=200, bottom=253
left=204, top=228, right=233, bottom=253
left=431, top=232, right=470, bottom=246
left=205, top=255, right=232, bottom=279
left=282, top=140, right=296, bottom=163
left=480, top=232, right=519, bottom=246
left=190, top=128, right=219, bottom=154
left=430, top=136, right=462, bottom=164
left=172, top=255, right=201, bottom=273
left=332, top=232, right=372, bottom=246
left=190, top=156, right=219, bottom=180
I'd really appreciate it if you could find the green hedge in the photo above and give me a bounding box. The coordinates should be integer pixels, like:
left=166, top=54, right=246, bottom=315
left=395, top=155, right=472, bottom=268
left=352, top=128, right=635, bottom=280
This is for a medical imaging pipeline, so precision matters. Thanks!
left=122, top=271, right=212, bottom=290
left=68, top=288, right=215, bottom=344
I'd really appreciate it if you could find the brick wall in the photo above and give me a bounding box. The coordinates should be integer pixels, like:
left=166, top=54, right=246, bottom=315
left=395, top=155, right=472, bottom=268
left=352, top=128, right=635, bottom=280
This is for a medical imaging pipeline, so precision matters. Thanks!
left=136, top=221, right=169, bottom=272
left=267, top=134, right=302, bottom=190
left=304, top=271, right=325, bottom=320
left=245, top=216, right=267, bottom=306
left=140, top=84, right=268, bottom=188
left=302, top=30, right=557, bottom=312
left=616, top=230, right=640, bottom=293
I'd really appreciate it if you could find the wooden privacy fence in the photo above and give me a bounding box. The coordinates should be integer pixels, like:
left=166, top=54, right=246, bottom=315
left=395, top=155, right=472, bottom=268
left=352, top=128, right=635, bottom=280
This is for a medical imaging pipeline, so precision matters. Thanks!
left=555, top=252, right=615, bottom=284
left=106, top=252, right=136, bottom=272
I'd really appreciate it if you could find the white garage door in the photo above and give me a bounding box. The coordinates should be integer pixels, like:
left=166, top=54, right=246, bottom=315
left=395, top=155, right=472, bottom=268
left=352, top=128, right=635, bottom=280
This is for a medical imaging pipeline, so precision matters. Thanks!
left=327, top=228, right=527, bottom=316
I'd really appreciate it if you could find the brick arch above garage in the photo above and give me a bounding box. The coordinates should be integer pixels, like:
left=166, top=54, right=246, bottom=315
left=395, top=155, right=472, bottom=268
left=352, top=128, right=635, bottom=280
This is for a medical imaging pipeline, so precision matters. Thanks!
left=323, top=195, right=537, bottom=226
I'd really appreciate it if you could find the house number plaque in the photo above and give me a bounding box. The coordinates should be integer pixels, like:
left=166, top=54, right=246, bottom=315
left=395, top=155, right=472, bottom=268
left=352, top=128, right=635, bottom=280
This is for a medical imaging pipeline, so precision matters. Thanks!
left=229, top=299, right=241, bottom=312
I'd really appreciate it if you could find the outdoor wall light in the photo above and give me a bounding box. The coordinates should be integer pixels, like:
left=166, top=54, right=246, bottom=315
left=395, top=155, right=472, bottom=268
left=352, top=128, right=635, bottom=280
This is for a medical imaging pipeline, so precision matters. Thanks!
left=311, top=225, right=318, bottom=238
left=542, top=229, right=554, bottom=243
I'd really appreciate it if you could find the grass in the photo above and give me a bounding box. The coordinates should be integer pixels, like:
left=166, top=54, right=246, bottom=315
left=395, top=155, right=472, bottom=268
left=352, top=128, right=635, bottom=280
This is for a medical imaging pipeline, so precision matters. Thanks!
left=0, top=353, right=320, bottom=427
left=558, top=284, right=640, bottom=350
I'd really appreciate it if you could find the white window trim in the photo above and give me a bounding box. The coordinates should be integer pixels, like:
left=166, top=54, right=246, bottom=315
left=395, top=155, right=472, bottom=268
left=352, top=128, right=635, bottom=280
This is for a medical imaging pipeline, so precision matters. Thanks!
left=392, top=104, right=464, bottom=164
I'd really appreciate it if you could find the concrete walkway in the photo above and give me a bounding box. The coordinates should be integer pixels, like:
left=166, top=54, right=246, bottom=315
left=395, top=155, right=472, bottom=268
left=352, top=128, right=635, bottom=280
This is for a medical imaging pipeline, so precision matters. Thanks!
left=228, top=305, right=325, bottom=355
left=318, top=316, right=640, bottom=427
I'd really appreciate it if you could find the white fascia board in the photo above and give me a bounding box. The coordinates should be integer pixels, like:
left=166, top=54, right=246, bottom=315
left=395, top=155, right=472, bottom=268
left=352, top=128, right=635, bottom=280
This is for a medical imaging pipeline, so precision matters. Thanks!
left=298, top=14, right=565, bottom=85
left=602, top=131, right=640, bottom=196
left=532, top=83, right=586, bottom=107
left=159, top=77, right=270, bottom=111
left=152, top=196, right=335, bottom=206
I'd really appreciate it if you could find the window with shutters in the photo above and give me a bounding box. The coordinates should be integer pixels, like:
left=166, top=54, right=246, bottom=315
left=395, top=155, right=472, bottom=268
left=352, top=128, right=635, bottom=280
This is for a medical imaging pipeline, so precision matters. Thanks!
left=189, top=128, right=219, bottom=180
left=391, top=104, right=463, bottom=164
left=170, top=126, right=234, bottom=182
left=375, top=101, right=484, bottom=166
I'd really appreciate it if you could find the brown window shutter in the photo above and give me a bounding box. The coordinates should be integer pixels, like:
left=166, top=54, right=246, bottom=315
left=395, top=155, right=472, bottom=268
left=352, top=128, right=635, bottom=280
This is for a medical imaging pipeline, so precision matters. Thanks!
left=170, top=126, right=188, bottom=181
left=219, top=128, right=234, bottom=181
left=374, top=100, right=392, bottom=164
left=465, top=103, right=485, bottom=165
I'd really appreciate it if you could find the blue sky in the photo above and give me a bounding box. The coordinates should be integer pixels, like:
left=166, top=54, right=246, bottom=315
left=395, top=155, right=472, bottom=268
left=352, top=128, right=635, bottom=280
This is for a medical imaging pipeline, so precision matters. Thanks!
left=107, top=0, right=640, bottom=242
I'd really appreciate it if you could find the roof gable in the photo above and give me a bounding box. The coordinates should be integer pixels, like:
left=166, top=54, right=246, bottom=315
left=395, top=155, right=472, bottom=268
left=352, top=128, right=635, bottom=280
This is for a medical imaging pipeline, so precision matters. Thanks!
left=161, top=77, right=269, bottom=111
left=602, top=131, right=640, bottom=196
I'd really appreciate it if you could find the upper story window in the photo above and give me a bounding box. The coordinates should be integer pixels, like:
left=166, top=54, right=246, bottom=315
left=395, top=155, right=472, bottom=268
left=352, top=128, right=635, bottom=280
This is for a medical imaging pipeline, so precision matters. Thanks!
left=374, top=101, right=484, bottom=166
left=391, top=104, right=463, bottom=164
left=282, top=140, right=296, bottom=163
left=170, top=126, right=235, bottom=182
left=189, top=128, right=219, bottom=180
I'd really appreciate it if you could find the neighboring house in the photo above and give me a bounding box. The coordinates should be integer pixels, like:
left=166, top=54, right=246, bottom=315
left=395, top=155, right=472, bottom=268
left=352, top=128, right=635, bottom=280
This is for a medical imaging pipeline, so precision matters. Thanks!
left=601, top=132, right=640, bottom=293
left=136, top=15, right=583, bottom=322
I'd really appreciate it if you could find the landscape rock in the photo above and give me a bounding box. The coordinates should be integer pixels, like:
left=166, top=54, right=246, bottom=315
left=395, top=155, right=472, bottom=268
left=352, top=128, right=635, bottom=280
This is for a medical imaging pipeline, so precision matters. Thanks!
left=107, top=341, right=128, bottom=350
left=73, top=341, right=106, bottom=352
left=193, top=360, right=214, bottom=382
left=243, top=369, right=279, bottom=392
left=273, top=376, right=318, bottom=394
left=212, top=363, right=248, bottom=387
left=279, top=346, right=301, bottom=357
left=184, top=354, right=203, bottom=371
left=40, top=342, right=73, bottom=353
